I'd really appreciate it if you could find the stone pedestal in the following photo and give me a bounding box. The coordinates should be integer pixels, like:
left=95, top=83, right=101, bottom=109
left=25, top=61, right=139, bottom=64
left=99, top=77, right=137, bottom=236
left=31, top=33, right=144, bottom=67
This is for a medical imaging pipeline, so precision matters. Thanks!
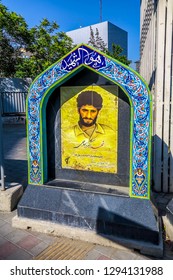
left=13, top=184, right=163, bottom=257
left=0, top=183, right=23, bottom=211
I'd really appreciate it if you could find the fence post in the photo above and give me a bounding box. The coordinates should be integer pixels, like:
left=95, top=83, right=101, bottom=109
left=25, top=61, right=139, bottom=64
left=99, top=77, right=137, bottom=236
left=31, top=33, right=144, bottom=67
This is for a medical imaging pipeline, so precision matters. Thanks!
left=0, top=93, right=5, bottom=191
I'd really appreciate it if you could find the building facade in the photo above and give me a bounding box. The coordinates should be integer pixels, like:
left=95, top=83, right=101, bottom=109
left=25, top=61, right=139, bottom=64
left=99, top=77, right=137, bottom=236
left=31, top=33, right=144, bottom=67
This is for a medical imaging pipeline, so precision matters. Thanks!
left=66, top=21, right=128, bottom=56
left=140, top=0, right=173, bottom=193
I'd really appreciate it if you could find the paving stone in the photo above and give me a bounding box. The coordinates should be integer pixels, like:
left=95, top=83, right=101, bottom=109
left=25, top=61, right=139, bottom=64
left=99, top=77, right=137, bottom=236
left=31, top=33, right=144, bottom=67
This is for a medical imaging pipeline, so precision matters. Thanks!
left=32, top=232, right=58, bottom=244
left=29, top=241, right=50, bottom=257
left=4, top=210, right=17, bottom=221
left=26, top=230, right=44, bottom=237
left=5, top=229, right=30, bottom=243
left=94, top=244, right=122, bottom=258
left=0, top=236, right=7, bottom=246
left=97, top=254, right=113, bottom=260
left=5, top=248, right=33, bottom=260
left=111, top=249, right=137, bottom=260
left=34, top=238, right=95, bottom=260
left=0, top=219, right=7, bottom=227
left=0, top=210, right=17, bottom=221
left=0, top=241, right=18, bottom=259
left=84, top=248, right=102, bottom=260
left=0, top=222, right=15, bottom=237
left=16, top=235, right=42, bottom=250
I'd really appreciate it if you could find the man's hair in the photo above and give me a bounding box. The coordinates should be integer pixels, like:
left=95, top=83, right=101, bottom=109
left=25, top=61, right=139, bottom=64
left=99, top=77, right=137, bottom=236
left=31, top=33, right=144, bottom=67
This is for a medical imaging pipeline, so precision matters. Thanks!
left=77, top=91, right=103, bottom=109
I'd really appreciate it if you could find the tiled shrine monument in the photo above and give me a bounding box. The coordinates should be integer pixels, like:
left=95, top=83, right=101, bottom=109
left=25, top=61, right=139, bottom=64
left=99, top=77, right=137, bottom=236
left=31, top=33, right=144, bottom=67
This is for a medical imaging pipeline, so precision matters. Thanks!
left=14, top=44, right=163, bottom=257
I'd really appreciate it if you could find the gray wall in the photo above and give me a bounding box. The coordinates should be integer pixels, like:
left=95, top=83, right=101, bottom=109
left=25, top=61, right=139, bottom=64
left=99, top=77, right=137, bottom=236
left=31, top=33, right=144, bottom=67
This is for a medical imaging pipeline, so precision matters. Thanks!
left=67, top=21, right=128, bottom=55
left=0, top=78, right=32, bottom=115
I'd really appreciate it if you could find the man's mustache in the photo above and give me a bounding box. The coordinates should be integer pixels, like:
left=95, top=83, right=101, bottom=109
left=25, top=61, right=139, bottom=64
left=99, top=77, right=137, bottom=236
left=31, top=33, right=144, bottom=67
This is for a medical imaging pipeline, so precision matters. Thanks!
left=83, top=117, right=93, bottom=120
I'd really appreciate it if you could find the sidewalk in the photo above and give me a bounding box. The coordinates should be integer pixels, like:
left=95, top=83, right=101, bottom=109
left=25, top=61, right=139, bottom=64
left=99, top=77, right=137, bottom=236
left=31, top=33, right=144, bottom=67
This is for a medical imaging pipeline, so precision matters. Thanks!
left=0, top=124, right=173, bottom=260
left=0, top=209, right=153, bottom=260
left=3, top=124, right=27, bottom=188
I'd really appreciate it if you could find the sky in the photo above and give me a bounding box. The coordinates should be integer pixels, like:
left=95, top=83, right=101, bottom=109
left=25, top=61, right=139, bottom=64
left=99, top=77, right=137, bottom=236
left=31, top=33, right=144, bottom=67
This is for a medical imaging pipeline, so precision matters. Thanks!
left=1, top=0, right=140, bottom=63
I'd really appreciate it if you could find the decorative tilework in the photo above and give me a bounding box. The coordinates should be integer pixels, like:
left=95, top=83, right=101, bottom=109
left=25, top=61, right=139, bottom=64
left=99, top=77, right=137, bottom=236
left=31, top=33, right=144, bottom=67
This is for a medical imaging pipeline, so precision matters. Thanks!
left=27, top=44, right=151, bottom=198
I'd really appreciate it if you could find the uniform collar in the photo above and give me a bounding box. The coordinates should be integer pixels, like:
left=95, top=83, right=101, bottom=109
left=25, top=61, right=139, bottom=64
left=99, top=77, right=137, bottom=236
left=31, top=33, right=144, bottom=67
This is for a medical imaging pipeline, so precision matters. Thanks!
left=74, top=123, right=104, bottom=136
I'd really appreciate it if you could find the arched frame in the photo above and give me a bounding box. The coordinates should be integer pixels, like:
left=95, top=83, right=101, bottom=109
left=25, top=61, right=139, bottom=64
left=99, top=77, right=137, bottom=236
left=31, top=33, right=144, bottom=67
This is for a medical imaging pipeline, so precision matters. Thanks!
left=27, top=44, right=152, bottom=199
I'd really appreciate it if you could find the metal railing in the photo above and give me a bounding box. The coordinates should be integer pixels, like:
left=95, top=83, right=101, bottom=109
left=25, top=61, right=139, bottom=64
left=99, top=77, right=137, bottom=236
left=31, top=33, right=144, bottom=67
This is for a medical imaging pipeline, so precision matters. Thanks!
left=0, top=91, right=27, bottom=116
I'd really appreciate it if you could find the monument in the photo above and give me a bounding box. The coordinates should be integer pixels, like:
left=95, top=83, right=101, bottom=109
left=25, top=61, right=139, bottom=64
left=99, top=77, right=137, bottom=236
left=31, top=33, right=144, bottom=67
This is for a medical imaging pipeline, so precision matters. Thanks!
left=13, top=44, right=162, bottom=257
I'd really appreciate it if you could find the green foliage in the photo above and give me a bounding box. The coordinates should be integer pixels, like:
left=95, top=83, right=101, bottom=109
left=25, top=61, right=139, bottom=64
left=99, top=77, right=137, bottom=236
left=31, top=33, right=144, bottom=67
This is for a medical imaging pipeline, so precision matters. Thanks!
left=0, top=2, right=74, bottom=78
left=16, top=18, right=74, bottom=77
left=1, top=2, right=130, bottom=78
left=106, top=44, right=131, bottom=66
left=0, top=2, right=31, bottom=76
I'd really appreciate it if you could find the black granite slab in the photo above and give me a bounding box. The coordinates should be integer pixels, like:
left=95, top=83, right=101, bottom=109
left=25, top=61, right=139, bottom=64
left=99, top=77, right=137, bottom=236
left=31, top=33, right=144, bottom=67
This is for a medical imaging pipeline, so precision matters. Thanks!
left=17, top=184, right=160, bottom=245
left=46, top=69, right=130, bottom=188
left=46, top=179, right=128, bottom=196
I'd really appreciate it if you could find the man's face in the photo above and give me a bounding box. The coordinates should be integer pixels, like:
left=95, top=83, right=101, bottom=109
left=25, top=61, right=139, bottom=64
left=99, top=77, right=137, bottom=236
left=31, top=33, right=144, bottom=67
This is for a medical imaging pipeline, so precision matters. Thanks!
left=79, top=104, right=99, bottom=127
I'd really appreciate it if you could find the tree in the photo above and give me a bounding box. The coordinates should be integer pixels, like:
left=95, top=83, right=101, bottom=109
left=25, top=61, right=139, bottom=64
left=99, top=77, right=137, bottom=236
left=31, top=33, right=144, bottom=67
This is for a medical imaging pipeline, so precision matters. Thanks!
left=0, top=2, right=31, bottom=77
left=16, top=18, right=74, bottom=77
left=88, top=26, right=107, bottom=52
left=95, top=28, right=107, bottom=52
left=88, top=26, right=96, bottom=48
left=88, top=26, right=131, bottom=66
left=0, top=3, right=75, bottom=78
left=106, top=44, right=131, bottom=66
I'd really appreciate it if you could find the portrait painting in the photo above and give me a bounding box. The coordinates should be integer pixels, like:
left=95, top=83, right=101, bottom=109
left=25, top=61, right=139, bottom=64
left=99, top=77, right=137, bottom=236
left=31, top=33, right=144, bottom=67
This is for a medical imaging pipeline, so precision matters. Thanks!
left=60, top=85, right=118, bottom=173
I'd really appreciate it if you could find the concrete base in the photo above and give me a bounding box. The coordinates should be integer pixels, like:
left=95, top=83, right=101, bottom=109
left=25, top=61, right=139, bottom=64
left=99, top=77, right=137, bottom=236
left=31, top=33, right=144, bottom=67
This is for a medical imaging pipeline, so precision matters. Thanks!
left=13, top=184, right=163, bottom=257
left=12, top=215, right=163, bottom=258
left=0, top=183, right=23, bottom=212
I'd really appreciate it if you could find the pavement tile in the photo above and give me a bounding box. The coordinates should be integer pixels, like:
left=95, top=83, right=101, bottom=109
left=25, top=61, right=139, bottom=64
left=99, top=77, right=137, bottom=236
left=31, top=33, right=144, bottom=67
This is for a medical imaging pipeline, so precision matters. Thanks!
left=0, top=222, right=15, bottom=237
left=111, top=249, right=137, bottom=260
left=0, top=241, right=18, bottom=259
left=2, top=211, right=17, bottom=222
left=0, top=236, right=7, bottom=246
left=16, top=235, right=41, bottom=250
left=26, top=230, right=44, bottom=237
left=5, top=248, right=32, bottom=260
left=83, top=248, right=102, bottom=260
left=94, top=245, right=119, bottom=258
left=97, top=254, right=113, bottom=260
left=5, top=229, right=30, bottom=243
left=31, top=232, right=58, bottom=244
left=0, top=219, right=7, bottom=227
left=29, top=241, right=51, bottom=257
left=0, top=210, right=17, bottom=222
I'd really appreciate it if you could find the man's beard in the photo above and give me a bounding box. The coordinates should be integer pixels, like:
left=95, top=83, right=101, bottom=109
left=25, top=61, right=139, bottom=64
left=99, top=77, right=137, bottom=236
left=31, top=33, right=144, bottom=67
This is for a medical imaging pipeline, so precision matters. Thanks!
left=79, top=115, right=97, bottom=127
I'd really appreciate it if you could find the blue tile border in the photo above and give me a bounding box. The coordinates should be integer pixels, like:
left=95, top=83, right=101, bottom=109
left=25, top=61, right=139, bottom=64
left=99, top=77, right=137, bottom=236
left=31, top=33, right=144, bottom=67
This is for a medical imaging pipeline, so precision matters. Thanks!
left=27, top=44, right=152, bottom=199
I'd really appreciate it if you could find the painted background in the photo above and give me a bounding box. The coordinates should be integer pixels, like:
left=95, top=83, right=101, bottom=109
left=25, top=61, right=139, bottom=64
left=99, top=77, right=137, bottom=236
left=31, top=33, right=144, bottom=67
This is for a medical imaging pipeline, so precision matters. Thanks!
left=61, top=85, right=118, bottom=173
